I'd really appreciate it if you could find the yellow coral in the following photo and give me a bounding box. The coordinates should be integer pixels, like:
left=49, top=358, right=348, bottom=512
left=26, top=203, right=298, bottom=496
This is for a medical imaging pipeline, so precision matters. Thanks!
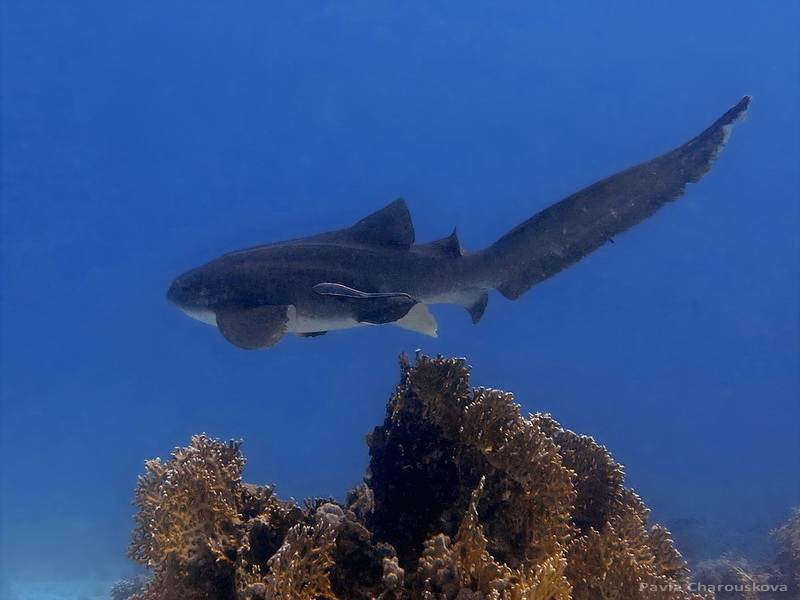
left=130, top=435, right=244, bottom=567
left=127, top=354, right=712, bottom=600
left=450, top=477, right=572, bottom=600
left=370, top=354, right=704, bottom=598
left=264, top=521, right=338, bottom=600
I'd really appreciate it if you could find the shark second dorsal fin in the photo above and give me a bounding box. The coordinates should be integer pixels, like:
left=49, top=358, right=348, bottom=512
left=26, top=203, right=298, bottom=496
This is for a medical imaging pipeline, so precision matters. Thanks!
left=417, top=229, right=463, bottom=257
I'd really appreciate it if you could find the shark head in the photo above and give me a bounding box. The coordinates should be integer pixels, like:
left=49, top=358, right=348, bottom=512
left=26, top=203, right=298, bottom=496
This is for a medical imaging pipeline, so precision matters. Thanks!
left=167, top=268, right=220, bottom=325
left=168, top=260, right=303, bottom=348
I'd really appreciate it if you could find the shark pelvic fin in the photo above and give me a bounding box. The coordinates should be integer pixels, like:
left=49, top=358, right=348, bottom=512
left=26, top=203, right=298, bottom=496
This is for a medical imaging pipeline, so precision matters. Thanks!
left=394, top=303, right=438, bottom=337
left=215, top=305, right=296, bottom=350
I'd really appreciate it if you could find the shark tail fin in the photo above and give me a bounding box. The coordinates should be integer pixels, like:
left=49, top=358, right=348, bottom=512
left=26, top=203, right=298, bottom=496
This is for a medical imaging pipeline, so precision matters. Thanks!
left=481, top=96, right=750, bottom=301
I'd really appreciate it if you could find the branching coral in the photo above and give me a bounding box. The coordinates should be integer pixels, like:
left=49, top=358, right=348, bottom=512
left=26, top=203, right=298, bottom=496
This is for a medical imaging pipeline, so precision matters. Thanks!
left=131, top=435, right=244, bottom=568
left=366, top=353, right=707, bottom=599
left=416, top=477, right=572, bottom=600
left=260, top=517, right=338, bottom=599
left=129, top=435, right=248, bottom=600
left=126, top=354, right=714, bottom=600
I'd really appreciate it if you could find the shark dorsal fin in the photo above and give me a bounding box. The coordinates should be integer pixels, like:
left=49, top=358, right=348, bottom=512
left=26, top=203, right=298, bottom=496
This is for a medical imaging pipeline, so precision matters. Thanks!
left=302, top=199, right=414, bottom=247
left=343, top=198, right=414, bottom=246
left=418, top=229, right=463, bottom=257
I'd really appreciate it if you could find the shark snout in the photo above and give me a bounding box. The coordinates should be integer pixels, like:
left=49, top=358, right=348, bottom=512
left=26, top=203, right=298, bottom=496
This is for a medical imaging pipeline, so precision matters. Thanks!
left=167, top=274, right=219, bottom=327
left=167, top=277, right=191, bottom=307
left=167, top=272, right=210, bottom=310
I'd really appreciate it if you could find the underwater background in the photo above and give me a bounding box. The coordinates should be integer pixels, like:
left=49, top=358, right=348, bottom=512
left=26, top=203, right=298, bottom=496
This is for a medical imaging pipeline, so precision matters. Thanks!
left=1, top=1, right=798, bottom=596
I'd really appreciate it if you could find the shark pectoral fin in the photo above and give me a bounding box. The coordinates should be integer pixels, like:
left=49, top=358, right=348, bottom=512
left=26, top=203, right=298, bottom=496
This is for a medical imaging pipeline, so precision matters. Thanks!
left=394, top=303, right=438, bottom=337
left=215, top=305, right=296, bottom=350
left=312, top=282, right=412, bottom=300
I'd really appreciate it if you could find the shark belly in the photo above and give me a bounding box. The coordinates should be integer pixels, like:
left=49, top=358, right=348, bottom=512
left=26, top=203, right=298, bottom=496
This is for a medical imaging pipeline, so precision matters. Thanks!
left=287, top=304, right=437, bottom=337
left=182, top=308, right=218, bottom=326
left=417, top=288, right=484, bottom=307
left=181, top=282, right=464, bottom=340
left=184, top=305, right=366, bottom=333
left=288, top=312, right=367, bottom=333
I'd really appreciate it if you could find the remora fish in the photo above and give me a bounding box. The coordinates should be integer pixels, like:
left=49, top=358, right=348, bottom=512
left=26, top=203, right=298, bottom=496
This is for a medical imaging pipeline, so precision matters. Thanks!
left=168, top=97, right=750, bottom=350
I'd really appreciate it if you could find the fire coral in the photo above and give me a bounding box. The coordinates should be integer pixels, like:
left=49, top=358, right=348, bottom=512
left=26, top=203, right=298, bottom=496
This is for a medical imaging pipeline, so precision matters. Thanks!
left=128, top=354, right=711, bottom=600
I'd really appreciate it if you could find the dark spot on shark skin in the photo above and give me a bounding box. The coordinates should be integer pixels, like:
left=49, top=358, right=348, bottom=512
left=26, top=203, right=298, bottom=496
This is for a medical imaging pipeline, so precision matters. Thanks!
left=167, top=97, right=750, bottom=349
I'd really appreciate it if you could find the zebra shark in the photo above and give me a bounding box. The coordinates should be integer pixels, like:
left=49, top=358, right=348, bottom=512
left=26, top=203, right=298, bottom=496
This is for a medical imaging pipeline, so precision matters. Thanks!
left=167, top=97, right=750, bottom=350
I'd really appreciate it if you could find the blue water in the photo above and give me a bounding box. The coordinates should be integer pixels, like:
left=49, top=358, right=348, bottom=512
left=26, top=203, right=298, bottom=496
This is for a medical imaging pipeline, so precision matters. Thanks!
left=1, top=1, right=798, bottom=590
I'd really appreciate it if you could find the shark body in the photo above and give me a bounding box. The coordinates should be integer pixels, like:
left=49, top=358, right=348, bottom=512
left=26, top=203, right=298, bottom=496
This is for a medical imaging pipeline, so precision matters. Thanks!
left=168, top=97, right=750, bottom=350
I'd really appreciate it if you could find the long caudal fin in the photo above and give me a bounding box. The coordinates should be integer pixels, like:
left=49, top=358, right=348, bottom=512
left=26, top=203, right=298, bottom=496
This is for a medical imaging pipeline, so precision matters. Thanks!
left=481, top=96, right=750, bottom=300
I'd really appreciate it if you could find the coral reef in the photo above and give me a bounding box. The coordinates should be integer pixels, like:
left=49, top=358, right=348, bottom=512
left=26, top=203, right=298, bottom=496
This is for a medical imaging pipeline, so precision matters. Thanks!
left=111, top=575, right=151, bottom=600
left=127, top=354, right=714, bottom=599
left=772, top=507, right=800, bottom=590
left=686, top=509, right=800, bottom=599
